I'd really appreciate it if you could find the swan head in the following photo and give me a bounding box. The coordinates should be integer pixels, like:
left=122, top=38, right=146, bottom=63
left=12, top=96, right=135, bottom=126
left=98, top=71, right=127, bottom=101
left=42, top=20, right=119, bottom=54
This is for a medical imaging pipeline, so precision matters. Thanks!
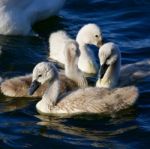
left=64, top=40, right=80, bottom=66
left=76, top=23, right=103, bottom=47
left=96, top=42, right=121, bottom=88
left=29, top=62, right=58, bottom=95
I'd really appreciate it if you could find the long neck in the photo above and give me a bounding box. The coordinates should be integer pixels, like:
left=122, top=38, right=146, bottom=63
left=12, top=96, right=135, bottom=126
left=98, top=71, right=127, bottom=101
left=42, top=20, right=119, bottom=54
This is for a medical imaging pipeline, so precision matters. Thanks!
left=65, top=56, right=87, bottom=88
left=76, top=35, right=90, bottom=56
left=76, top=34, right=96, bottom=65
left=79, top=44, right=89, bottom=55
left=106, top=59, right=120, bottom=85
left=97, top=58, right=121, bottom=88
left=36, top=77, right=60, bottom=114
left=43, top=78, right=60, bottom=105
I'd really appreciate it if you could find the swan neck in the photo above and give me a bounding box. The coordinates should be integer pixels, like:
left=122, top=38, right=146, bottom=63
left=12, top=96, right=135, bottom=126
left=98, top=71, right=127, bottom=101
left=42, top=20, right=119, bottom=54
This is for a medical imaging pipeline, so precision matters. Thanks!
left=65, top=61, right=87, bottom=87
left=97, top=59, right=121, bottom=88
left=78, top=44, right=87, bottom=52
left=65, top=60, right=78, bottom=74
left=76, top=38, right=91, bottom=58
left=107, top=59, right=120, bottom=83
left=42, top=77, right=60, bottom=106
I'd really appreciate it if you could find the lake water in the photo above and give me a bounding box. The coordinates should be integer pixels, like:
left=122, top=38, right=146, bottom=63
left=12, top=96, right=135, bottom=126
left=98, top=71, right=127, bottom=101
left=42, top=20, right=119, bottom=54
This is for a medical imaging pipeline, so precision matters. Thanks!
left=0, top=0, right=150, bottom=148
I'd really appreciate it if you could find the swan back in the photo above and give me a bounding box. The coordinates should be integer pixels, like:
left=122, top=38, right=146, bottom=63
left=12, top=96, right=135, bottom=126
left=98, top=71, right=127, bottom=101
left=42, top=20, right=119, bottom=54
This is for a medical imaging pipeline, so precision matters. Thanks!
left=51, top=86, right=138, bottom=115
left=96, top=42, right=121, bottom=88
left=49, top=31, right=71, bottom=64
left=27, top=0, right=66, bottom=23
left=119, top=59, right=150, bottom=86
left=1, top=75, right=32, bottom=97
left=0, top=0, right=66, bottom=35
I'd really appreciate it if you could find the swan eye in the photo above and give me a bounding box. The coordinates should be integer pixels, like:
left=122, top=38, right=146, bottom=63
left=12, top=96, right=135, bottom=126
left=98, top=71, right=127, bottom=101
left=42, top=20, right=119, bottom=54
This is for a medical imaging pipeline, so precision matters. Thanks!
left=95, top=35, right=99, bottom=38
left=38, top=74, right=42, bottom=78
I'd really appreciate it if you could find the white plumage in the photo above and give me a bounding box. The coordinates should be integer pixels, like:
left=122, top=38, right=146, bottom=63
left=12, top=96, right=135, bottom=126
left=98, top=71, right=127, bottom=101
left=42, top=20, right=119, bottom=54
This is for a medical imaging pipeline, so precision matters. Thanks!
left=49, top=24, right=103, bottom=74
left=0, top=0, right=66, bottom=35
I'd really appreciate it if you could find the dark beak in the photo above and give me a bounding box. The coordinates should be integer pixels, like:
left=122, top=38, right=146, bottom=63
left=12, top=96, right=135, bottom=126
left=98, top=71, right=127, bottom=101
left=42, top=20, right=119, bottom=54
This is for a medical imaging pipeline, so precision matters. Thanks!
left=97, top=40, right=103, bottom=48
left=97, top=37, right=107, bottom=48
left=98, top=64, right=109, bottom=79
left=28, top=80, right=41, bottom=95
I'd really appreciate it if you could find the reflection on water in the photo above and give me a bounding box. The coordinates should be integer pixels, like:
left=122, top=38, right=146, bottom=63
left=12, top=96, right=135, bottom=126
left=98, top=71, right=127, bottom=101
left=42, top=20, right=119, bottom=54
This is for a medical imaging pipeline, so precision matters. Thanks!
left=36, top=111, right=137, bottom=140
left=0, top=94, right=37, bottom=113
left=0, top=100, right=139, bottom=148
left=0, top=0, right=150, bottom=148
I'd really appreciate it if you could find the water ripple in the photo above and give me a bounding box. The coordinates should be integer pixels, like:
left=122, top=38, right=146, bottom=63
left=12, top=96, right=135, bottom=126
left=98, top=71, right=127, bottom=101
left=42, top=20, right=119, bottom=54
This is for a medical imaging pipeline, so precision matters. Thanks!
left=0, top=0, right=150, bottom=148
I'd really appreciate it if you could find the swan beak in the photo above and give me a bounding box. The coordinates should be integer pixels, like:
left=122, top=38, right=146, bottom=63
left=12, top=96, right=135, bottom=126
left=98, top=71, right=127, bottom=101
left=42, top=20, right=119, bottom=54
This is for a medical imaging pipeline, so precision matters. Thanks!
left=28, top=80, right=41, bottom=95
left=97, top=40, right=103, bottom=48
left=99, top=64, right=109, bottom=79
left=97, top=38, right=106, bottom=48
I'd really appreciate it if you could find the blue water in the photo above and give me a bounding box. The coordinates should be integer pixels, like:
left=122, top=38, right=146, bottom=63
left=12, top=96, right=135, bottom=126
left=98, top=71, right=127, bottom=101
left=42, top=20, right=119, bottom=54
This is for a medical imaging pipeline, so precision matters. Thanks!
left=0, top=0, right=150, bottom=148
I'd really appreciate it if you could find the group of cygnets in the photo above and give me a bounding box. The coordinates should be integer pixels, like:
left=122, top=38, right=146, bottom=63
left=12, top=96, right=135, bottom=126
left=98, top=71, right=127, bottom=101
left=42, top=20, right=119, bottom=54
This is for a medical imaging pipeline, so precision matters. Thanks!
left=1, top=23, right=150, bottom=116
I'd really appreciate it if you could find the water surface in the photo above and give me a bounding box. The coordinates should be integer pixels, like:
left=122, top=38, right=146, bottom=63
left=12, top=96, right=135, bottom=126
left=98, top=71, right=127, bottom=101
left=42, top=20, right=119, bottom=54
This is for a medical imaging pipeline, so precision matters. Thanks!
left=0, top=0, right=150, bottom=148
